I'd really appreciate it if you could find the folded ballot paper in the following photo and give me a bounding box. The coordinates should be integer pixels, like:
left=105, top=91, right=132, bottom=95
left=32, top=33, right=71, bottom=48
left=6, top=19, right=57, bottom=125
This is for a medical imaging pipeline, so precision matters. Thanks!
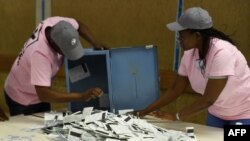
left=43, top=108, right=197, bottom=141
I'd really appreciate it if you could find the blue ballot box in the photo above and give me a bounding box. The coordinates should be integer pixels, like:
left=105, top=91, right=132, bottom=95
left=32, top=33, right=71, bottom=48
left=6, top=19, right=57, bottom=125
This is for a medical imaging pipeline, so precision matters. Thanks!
left=65, top=45, right=160, bottom=113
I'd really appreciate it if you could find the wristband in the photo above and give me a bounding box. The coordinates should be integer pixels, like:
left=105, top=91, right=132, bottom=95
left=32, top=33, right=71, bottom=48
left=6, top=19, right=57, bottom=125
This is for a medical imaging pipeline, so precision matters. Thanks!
left=176, top=112, right=180, bottom=120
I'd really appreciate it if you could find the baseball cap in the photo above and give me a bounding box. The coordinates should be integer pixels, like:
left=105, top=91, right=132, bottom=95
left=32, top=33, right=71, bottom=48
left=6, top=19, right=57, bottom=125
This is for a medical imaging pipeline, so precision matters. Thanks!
left=167, top=7, right=213, bottom=31
left=50, top=21, right=84, bottom=60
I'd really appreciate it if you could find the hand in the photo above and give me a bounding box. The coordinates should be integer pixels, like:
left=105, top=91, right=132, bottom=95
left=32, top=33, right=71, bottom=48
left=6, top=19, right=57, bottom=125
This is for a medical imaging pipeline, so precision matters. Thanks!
left=130, top=110, right=147, bottom=118
left=93, top=42, right=109, bottom=50
left=150, top=111, right=176, bottom=121
left=84, top=88, right=104, bottom=101
left=0, top=109, right=9, bottom=121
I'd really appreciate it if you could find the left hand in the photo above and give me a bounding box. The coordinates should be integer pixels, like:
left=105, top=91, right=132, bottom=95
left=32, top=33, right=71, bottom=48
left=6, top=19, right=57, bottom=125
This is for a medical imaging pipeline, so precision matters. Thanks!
left=150, top=111, right=177, bottom=121
left=129, top=110, right=147, bottom=118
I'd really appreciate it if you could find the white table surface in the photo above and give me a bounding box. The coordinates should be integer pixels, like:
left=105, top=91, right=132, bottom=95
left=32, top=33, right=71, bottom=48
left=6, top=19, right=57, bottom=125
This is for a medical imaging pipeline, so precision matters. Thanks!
left=144, top=116, right=223, bottom=141
left=0, top=114, right=223, bottom=141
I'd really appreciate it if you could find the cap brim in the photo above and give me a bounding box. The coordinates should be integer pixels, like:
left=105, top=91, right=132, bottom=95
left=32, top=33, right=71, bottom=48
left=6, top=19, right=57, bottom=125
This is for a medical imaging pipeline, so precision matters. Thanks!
left=65, top=41, right=84, bottom=60
left=166, top=22, right=186, bottom=31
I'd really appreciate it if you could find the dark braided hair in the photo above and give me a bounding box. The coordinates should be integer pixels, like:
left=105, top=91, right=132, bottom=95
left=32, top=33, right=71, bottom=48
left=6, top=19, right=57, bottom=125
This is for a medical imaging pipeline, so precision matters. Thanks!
left=190, top=27, right=235, bottom=75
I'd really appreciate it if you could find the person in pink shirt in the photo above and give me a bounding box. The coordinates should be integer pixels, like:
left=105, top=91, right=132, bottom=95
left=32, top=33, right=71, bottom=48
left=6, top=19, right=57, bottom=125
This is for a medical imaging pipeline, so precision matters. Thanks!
left=4, top=16, right=107, bottom=116
left=136, top=7, right=250, bottom=128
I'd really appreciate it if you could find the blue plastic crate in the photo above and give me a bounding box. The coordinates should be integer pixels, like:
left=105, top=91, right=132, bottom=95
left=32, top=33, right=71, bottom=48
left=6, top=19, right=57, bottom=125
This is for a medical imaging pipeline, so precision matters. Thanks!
left=65, top=45, right=160, bottom=113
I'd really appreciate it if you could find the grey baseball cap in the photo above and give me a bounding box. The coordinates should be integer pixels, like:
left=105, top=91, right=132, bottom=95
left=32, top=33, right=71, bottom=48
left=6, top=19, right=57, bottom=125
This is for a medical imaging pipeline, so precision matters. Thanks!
left=50, top=21, right=84, bottom=60
left=167, top=7, right=213, bottom=31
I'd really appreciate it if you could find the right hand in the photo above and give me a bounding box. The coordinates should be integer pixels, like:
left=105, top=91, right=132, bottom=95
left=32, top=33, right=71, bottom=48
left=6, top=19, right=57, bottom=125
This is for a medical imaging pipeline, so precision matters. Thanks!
left=83, top=88, right=104, bottom=101
left=93, top=42, right=109, bottom=50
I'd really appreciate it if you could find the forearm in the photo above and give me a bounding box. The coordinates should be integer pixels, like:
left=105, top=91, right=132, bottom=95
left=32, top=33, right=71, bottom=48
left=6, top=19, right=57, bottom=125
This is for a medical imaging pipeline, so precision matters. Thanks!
left=36, top=87, right=88, bottom=103
left=0, top=107, right=8, bottom=121
left=77, top=21, right=99, bottom=47
left=178, top=96, right=213, bottom=120
left=177, top=78, right=227, bottom=120
left=142, top=89, right=181, bottom=115
left=141, top=75, right=189, bottom=116
left=40, top=91, right=84, bottom=103
left=0, top=107, right=5, bottom=115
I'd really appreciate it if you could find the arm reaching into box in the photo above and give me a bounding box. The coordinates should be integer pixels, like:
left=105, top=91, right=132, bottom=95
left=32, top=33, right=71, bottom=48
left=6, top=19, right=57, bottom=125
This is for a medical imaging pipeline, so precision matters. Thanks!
left=77, top=20, right=108, bottom=50
left=134, top=75, right=189, bottom=118
left=35, top=86, right=104, bottom=103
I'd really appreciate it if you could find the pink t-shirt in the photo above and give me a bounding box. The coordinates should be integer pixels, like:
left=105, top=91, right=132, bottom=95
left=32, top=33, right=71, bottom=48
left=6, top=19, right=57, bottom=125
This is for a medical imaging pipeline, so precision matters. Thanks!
left=4, top=17, right=79, bottom=105
left=178, top=38, right=250, bottom=120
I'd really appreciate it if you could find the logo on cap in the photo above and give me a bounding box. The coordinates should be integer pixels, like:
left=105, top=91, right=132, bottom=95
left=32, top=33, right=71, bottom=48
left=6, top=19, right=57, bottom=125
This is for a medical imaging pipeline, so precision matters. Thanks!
left=71, top=38, right=77, bottom=46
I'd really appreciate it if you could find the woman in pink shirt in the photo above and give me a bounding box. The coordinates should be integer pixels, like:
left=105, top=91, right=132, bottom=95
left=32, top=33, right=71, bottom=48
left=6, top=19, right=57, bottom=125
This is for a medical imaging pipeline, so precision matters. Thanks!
left=4, top=17, right=107, bottom=116
left=137, top=7, right=250, bottom=128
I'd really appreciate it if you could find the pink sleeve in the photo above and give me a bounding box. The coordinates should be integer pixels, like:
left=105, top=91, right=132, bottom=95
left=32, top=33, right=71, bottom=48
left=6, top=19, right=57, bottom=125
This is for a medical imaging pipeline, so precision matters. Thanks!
left=208, top=49, right=236, bottom=77
left=178, top=55, right=188, bottom=76
left=30, top=52, right=53, bottom=86
left=62, top=17, right=79, bottom=30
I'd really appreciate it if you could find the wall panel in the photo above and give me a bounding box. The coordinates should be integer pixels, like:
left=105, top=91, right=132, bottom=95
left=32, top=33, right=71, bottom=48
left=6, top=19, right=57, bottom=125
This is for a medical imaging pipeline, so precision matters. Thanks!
left=51, top=0, right=250, bottom=70
left=0, top=0, right=35, bottom=54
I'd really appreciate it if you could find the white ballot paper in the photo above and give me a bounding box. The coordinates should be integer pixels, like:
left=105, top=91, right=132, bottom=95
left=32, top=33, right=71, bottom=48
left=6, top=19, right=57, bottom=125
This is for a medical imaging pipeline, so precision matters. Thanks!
left=82, top=107, right=93, bottom=119
left=41, top=108, right=197, bottom=141
left=84, top=111, right=107, bottom=124
left=69, top=64, right=90, bottom=83
left=68, top=127, right=83, bottom=141
left=118, top=109, right=134, bottom=115
left=44, top=112, right=63, bottom=126
left=99, top=93, right=110, bottom=108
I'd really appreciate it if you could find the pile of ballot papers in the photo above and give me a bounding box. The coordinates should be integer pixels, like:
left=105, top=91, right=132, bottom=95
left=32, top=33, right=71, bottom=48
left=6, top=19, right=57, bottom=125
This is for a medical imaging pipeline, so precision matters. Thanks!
left=42, top=107, right=197, bottom=141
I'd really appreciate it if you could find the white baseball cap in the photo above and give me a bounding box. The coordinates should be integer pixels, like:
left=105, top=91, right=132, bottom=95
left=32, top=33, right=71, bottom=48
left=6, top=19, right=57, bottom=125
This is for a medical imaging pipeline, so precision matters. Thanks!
left=50, top=21, right=84, bottom=60
left=167, top=7, right=213, bottom=31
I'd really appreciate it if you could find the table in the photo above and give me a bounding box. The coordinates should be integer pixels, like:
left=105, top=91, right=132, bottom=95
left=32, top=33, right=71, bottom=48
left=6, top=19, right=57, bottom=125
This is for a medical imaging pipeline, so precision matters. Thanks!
left=0, top=115, right=48, bottom=140
left=144, top=116, right=223, bottom=141
left=0, top=114, right=223, bottom=141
